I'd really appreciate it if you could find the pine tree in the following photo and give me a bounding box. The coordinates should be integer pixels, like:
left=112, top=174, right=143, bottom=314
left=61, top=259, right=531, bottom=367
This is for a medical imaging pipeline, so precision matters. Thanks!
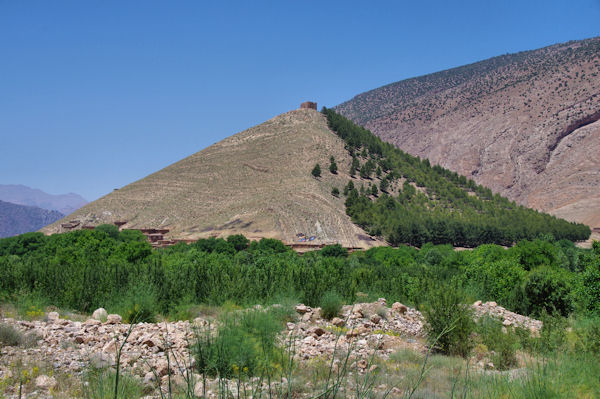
left=371, top=184, right=379, bottom=196
left=350, top=156, right=359, bottom=176
left=329, top=156, right=338, bottom=174
left=331, top=187, right=340, bottom=197
left=311, top=163, right=321, bottom=178
left=380, top=178, right=389, bottom=193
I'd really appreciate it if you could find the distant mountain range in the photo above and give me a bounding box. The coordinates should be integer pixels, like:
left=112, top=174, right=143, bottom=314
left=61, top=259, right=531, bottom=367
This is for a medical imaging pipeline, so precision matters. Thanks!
left=336, top=37, right=600, bottom=228
left=0, top=184, right=87, bottom=215
left=0, top=200, right=64, bottom=238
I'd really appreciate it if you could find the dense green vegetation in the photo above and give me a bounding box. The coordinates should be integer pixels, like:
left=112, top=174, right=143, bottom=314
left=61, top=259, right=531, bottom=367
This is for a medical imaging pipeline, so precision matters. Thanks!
left=1, top=229, right=598, bottom=321
left=0, top=228, right=599, bottom=397
left=321, top=107, right=591, bottom=247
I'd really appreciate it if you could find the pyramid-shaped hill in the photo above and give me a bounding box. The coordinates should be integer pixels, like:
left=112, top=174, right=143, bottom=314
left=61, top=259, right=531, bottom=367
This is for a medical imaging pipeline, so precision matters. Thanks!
left=43, top=109, right=381, bottom=248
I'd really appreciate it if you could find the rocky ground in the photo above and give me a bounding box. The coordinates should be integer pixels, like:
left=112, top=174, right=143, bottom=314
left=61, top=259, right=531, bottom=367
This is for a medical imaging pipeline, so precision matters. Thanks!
left=0, top=300, right=541, bottom=398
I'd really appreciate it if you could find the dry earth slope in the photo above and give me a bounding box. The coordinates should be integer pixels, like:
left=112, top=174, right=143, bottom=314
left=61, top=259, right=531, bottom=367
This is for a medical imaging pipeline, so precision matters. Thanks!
left=43, top=109, right=379, bottom=248
left=336, top=37, right=600, bottom=229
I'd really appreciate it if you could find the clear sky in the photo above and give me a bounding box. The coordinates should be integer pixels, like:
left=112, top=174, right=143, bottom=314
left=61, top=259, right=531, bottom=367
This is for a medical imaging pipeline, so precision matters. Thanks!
left=1, top=1, right=599, bottom=201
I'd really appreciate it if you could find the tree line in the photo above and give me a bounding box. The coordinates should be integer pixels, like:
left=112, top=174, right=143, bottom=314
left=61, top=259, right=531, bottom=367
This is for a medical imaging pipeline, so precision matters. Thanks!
left=321, top=107, right=590, bottom=247
left=0, top=228, right=598, bottom=320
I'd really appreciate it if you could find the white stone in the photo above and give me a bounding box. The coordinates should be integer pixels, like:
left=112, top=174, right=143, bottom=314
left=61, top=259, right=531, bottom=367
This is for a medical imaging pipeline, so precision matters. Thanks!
left=47, top=311, right=60, bottom=323
left=35, top=375, right=56, bottom=389
left=92, top=308, right=108, bottom=321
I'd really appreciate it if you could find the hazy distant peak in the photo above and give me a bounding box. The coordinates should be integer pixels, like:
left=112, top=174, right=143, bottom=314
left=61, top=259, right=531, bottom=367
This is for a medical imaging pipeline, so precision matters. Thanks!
left=0, top=184, right=88, bottom=216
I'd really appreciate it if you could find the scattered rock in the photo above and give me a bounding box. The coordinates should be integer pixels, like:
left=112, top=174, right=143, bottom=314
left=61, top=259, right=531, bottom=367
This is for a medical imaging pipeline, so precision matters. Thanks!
left=90, top=352, right=115, bottom=369
left=331, top=317, right=345, bottom=327
left=295, top=304, right=309, bottom=314
left=392, top=302, right=407, bottom=314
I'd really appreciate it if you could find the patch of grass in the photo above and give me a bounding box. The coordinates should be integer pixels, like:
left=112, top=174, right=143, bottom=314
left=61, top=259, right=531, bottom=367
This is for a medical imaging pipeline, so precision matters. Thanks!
left=0, top=324, right=22, bottom=347
left=109, top=281, right=157, bottom=323
left=82, top=368, right=145, bottom=399
left=475, top=316, right=518, bottom=370
left=320, top=291, right=343, bottom=320
left=193, top=306, right=287, bottom=378
left=0, top=323, right=39, bottom=348
left=421, top=283, right=475, bottom=357
left=375, top=305, right=388, bottom=320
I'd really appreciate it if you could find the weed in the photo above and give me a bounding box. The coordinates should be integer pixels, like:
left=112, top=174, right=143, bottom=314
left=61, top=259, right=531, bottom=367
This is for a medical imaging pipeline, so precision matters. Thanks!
left=421, top=283, right=475, bottom=357
left=320, top=291, right=343, bottom=320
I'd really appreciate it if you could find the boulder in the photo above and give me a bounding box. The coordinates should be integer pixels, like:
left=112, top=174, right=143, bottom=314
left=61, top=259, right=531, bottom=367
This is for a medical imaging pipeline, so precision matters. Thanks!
left=391, top=302, right=407, bottom=314
left=84, top=318, right=102, bottom=326
left=311, top=327, right=326, bottom=337
left=92, top=308, right=108, bottom=321
left=47, top=312, right=60, bottom=323
left=331, top=317, right=345, bottom=327
left=144, top=371, right=156, bottom=385
left=34, top=375, right=57, bottom=389
left=295, top=304, right=309, bottom=314
left=106, top=314, right=122, bottom=324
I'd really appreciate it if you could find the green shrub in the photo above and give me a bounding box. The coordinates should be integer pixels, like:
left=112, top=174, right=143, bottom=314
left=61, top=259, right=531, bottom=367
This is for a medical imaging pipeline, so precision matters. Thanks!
left=112, top=281, right=158, bottom=323
left=194, top=307, right=285, bottom=378
left=226, top=234, right=250, bottom=251
left=518, top=267, right=573, bottom=317
left=572, top=316, right=600, bottom=355
left=421, top=283, right=475, bottom=357
left=319, top=244, right=348, bottom=258
left=537, top=313, right=568, bottom=353
left=95, top=224, right=120, bottom=239
left=0, top=323, right=38, bottom=348
left=320, top=291, right=343, bottom=320
left=83, top=368, right=145, bottom=399
left=475, top=316, right=518, bottom=370
left=0, top=323, right=22, bottom=346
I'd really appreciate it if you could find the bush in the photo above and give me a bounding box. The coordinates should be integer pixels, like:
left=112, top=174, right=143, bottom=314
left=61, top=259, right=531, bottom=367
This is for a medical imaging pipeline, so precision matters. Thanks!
left=227, top=234, right=250, bottom=251
left=0, top=323, right=22, bottom=346
left=537, top=313, right=568, bottom=353
left=95, top=224, right=120, bottom=239
left=83, top=368, right=145, bottom=399
left=475, top=316, right=518, bottom=370
left=319, top=244, right=347, bottom=258
left=320, top=291, right=343, bottom=320
left=194, top=307, right=285, bottom=378
left=518, top=267, right=573, bottom=317
left=248, top=238, right=288, bottom=254
left=112, top=281, right=158, bottom=323
left=573, top=316, right=600, bottom=355
left=421, top=283, right=475, bottom=357
left=0, top=323, right=38, bottom=348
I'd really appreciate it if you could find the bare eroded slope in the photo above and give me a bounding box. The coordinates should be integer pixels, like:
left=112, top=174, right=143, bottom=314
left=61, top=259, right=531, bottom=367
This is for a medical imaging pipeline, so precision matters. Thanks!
left=43, top=109, right=380, bottom=248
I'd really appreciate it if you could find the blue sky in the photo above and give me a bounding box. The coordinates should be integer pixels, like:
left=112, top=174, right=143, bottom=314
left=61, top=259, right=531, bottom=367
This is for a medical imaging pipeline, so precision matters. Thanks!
left=1, top=1, right=599, bottom=201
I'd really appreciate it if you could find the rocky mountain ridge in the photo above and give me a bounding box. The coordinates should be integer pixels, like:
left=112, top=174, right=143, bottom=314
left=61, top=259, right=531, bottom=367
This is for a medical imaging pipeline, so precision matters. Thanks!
left=336, top=37, right=600, bottom=228
left=0, top=200, right=64, bottom=238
